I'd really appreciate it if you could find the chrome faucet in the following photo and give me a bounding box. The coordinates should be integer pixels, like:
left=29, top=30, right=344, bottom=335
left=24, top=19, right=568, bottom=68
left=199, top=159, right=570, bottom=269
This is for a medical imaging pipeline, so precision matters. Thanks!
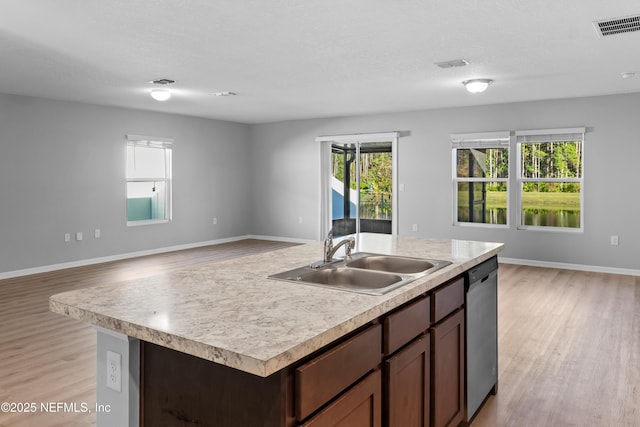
left=323, top=232, right=355, bottom=263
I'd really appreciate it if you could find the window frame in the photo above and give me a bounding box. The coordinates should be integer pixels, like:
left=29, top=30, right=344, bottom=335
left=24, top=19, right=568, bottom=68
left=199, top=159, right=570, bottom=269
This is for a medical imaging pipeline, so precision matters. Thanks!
left=125, top=134, right=173, bottom=227
left=451, top=132, right=510, bottom=228
left=515, top=128, right=585, bottom=232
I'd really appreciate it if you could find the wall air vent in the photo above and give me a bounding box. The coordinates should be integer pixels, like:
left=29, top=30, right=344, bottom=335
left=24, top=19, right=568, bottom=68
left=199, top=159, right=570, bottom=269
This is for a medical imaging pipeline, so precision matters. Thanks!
left=593, top=14, right=640, bottom=37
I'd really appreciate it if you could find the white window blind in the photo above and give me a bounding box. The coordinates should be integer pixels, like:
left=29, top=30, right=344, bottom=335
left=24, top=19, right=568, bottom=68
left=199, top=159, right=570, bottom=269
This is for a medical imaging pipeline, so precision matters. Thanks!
left=451, top=131, right=510, bottom=149
left=515, top=128, right=585, bottom=144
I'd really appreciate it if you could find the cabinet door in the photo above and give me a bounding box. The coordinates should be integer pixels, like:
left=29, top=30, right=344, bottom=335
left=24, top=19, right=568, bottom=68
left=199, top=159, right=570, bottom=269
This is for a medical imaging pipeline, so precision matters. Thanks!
left=301, top=370, right=382, bottom=427
left=431, top=309, right=465, bottom=427
left=385, top=334, right=430, bottom=427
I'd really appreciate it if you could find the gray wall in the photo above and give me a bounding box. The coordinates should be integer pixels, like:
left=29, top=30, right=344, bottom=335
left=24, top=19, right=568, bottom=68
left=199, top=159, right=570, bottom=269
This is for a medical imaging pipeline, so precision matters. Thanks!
left=2, top=92, right=638, bottom=274
left=249, top=93, right=640, bottom=270
left=0, top=94, right=251, bottom=273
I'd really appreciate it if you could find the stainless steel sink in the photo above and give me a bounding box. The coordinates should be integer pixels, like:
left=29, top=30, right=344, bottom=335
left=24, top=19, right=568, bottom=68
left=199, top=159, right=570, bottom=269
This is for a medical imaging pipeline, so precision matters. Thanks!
left=345, top=252, right=449, bottom=274
left=268, top=252, right=451, bottom=296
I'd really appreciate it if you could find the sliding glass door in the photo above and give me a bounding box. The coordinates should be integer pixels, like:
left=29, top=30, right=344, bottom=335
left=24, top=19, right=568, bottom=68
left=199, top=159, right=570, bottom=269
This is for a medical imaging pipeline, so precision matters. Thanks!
left=319, top=133, right=398, bottom=238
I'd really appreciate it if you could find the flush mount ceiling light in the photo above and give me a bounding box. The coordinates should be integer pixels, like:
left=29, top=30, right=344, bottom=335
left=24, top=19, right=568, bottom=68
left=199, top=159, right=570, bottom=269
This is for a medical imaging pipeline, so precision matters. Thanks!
left=150, top=89, right=171, bottom=101
left=462, top=79, right=494, bottom=93
left=149, top=78, right=175, bottom=101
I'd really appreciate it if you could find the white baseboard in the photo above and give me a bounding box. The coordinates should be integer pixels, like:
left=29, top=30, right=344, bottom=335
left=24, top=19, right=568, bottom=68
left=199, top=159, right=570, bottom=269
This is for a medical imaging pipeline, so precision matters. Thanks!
left=4, top=237, right=636, bottom=280
left=248, top=234, right=316, bottom=245
left=0, top=235, right=310, bottom=281
left=499, top=257, right=640, bottom=277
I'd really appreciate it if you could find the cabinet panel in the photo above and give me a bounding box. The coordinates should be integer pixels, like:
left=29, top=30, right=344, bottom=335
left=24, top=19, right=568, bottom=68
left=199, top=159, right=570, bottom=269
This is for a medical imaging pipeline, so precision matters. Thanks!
left=301, top=370, right=382, bottom=427
left=383, top=296, right=430, bottom=356
left=141, top=342, right=291, bottom=427
left=431, top=309, right=465, bottom=427
left=295, top=324, right=382, bottom=420
left=431, top=277, right=464, bottom=324
left=385, top=334, right=430, bottom=427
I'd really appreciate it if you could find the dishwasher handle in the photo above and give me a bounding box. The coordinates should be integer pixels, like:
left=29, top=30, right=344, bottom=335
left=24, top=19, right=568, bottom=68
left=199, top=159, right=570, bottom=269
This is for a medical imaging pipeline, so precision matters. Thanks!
left=466, top=256, right=498, bottom=284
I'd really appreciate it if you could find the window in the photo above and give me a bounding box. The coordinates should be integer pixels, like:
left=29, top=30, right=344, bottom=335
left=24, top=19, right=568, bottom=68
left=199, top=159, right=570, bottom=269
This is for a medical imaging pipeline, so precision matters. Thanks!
left=126, top=135, right=173, bottom=225
left=516, top=128, right=584, bottom=231
left=452, top=132, right=510, bottom=226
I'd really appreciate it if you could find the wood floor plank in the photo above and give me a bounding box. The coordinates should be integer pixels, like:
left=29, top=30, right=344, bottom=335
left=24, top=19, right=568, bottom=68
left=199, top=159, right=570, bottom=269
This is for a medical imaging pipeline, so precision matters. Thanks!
left=1, top=243, right=638, bottom=426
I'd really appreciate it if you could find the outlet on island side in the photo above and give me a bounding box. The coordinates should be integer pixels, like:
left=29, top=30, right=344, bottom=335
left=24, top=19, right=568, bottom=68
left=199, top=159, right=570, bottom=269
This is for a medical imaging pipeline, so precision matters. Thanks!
left=106, top=350, right=122, bottom=392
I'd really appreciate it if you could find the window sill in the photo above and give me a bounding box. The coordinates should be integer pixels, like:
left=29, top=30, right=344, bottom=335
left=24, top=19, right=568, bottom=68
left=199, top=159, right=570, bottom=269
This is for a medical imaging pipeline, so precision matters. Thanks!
left=517, top=225, right=583, bottom=233
left=454, top=222, right=509, bottom=229
left=127, top=219, right=171, bottom=227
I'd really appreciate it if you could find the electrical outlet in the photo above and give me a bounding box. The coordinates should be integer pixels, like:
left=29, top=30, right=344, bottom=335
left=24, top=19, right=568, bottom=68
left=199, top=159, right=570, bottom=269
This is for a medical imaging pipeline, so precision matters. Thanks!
left=75, top=231, right=83, bottom=241
left=106, top=350, right=122, bottom=392
left=213, top=217, right=218, bottom=225
left=412, top=224, right=419, bottom=232
left=610, top=235, right=619, bottom=246
left=64, top=233, right=71, bottom=242
left=94, top=229, right=101, bottom=238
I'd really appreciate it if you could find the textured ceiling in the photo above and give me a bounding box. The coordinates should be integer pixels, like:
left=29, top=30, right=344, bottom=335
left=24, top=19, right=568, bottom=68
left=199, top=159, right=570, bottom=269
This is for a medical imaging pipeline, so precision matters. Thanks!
left=1, top=0, right=639, bottom=123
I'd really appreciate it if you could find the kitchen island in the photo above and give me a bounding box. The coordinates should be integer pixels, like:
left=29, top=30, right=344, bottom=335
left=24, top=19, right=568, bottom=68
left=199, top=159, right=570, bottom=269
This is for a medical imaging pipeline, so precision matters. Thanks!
left=50, top=234, right=503, bottom=427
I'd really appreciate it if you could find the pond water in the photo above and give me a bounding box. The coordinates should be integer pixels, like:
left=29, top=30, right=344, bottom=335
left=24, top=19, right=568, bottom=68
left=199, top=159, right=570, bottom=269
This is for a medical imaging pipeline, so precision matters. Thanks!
left=458, top=208, right=580, bottom=228
left=522, top=209, right=580, bottom=228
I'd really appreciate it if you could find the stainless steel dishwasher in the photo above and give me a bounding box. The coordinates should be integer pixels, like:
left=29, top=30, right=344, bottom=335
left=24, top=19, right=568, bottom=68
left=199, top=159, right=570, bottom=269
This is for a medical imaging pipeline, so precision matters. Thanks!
left=464, top=256, right=499, bottom=423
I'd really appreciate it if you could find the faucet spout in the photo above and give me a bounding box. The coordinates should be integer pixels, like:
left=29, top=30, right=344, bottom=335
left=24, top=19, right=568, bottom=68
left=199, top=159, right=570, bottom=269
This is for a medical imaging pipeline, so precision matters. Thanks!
left=324, top=234, right=355, bottom=263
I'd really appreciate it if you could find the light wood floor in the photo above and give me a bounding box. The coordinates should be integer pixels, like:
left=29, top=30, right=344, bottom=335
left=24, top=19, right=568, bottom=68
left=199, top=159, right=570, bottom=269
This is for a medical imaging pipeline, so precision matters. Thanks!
left=1, top=242, right=638, bottom=426
left=0, top=239, right=298, bottom=427
left=473, top=264, right=640, bottom=427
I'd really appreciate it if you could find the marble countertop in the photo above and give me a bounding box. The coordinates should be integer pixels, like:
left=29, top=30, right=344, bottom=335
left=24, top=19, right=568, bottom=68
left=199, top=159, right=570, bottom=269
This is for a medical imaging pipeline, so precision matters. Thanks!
left=49, top=234, right=503, bottom=377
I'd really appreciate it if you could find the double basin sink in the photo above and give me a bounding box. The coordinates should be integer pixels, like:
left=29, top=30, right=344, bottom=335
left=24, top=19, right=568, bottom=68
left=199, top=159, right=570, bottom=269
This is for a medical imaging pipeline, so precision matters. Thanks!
left=269, top=252, right=451, bottom=296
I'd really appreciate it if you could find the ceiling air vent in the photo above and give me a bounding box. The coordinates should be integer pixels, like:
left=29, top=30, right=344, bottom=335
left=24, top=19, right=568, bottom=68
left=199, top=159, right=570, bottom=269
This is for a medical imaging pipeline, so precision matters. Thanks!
left=150, top=78, right=175, bottom=85
left=435, top=59, right=469, bottom=69
left=593, top=14, right=640, bottom=37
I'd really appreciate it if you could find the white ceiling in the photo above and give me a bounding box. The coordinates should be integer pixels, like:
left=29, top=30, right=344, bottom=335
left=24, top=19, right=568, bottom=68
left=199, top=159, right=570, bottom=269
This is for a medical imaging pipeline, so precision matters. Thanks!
left=2, top=0, right=639, bottom=124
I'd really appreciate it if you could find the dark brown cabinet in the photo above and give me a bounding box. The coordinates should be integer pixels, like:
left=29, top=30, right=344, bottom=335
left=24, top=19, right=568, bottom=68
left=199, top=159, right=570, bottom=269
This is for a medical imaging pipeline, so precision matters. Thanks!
left=431, top=277, right=465, bottom=427
left=140, top=276, right=469, bottom=427
left=385, top=333, right=430, bottom=426
left=301, top=370, right=382, bottom=427
left=295, top=324, right=382, bottom=422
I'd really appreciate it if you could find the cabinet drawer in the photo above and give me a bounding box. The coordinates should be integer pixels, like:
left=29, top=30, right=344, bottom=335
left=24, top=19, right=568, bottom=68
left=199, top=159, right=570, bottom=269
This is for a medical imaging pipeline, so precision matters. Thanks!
left=383, top=296, right=430, bottom=355
left=301, top=370, right=382, bottom=427
left=431, top=276, right=464, bottom=324
left=295, top=323, right=382, bottom=421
